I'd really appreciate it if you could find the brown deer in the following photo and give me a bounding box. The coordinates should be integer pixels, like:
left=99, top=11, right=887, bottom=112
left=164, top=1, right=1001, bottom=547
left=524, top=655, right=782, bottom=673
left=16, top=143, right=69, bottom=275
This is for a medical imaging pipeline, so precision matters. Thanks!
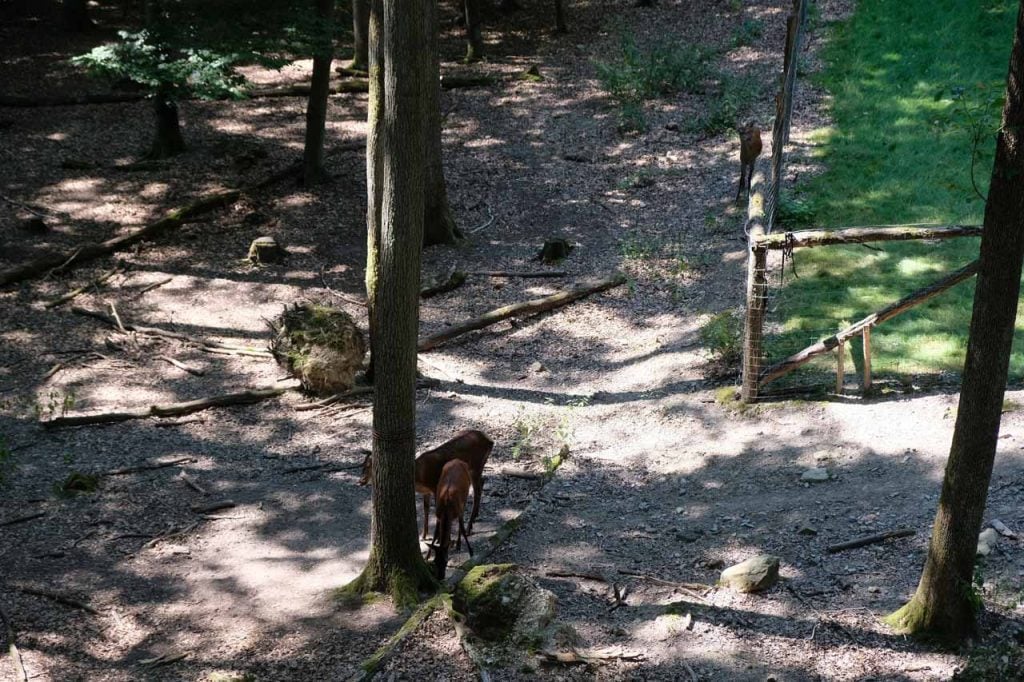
left=427, top=459, right=474, bottom=579
left=736, top=122, right=763, bottom=203
left=359, top=429, right=492, bottom=540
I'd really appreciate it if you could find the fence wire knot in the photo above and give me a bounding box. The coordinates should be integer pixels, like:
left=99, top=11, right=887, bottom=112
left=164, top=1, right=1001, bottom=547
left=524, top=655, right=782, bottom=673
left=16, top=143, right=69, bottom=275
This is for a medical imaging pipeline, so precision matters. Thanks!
left=780, top=231, right=799, bottom=284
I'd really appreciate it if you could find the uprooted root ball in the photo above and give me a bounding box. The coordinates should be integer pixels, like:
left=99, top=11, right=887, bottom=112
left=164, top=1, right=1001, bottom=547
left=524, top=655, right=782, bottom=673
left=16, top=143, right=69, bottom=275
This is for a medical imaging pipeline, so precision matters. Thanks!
left=269, top=303, right=366, bottom=395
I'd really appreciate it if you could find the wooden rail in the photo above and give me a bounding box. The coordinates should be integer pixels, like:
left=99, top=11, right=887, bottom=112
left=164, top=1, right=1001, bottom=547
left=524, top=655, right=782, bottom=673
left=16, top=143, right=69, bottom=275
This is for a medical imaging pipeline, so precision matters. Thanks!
left=753, top=224, right=982, bottom=250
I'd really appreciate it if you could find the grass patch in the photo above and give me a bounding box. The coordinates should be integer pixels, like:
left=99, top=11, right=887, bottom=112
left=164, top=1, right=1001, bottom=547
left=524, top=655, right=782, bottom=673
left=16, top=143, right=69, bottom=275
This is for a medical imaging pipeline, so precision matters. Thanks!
left=767, top=0, right=1022, bottom=386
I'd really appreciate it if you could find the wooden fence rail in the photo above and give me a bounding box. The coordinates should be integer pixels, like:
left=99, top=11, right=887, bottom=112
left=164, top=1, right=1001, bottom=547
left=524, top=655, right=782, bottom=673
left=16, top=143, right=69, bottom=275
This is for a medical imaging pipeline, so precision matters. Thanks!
left=753, top=224, right=982, bottom=250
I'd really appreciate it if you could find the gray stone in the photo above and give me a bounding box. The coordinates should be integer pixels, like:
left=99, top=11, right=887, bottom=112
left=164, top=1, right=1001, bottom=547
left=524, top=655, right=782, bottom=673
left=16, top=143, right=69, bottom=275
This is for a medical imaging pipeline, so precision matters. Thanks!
left=800, top=468, right=830, bottom=483
left=977, top=527, right=1000, bottom=556
left=719, top=555, right=780, bottom=593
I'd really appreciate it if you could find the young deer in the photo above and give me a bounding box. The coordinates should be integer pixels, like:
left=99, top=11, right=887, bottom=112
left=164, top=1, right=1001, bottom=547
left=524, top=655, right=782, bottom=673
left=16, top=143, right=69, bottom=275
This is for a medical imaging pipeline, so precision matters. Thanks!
left=736, top=122, right=763, bottom=203
left=428, top=459, right=474, bottom=579
left=359, top=429, right=492, bottom=540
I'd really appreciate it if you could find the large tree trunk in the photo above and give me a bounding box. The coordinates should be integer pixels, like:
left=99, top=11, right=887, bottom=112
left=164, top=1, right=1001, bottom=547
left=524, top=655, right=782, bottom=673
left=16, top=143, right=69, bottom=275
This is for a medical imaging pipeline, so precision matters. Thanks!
left=423, top=0, right=463, bottom=247
left=464, top=0, right=484, bottom=62
left=362, top=0, right=385, bottom=383
left=149, top=92, right=186, bottom=159
left=62, top=0, right=93, bottom=31
left=351, top=0, right=370, bottom=71
left=303, top=0, right=337, bottom=186
left=885, top=1, right=1024, bottom=643
left=345, top=0, right=435, bottom=606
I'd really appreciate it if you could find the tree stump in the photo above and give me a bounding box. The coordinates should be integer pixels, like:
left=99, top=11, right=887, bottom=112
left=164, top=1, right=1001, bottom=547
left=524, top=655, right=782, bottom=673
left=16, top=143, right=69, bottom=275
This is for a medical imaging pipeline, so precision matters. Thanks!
left=247, top=236, right=286, bottom=264
left=268, top=303, right=365, bottom=395
left=538, top=238, right=573, bottom=264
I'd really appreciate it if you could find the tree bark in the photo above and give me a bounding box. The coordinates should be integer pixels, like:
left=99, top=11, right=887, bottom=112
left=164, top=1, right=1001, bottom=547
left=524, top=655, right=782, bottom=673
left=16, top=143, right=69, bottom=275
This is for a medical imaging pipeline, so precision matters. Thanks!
left=423, top=0, right=463, bottom=246
left=149, top=92, right=186, bottom=159
left=303, top=0, right=337, bottom=186
left=464, top=0, right=484, bottom=62
left=351, top=0, right=370, bottom=71
left=363, top=0, right=386, bottom=383
left=345, top=0, right=435, bottom=606
left=885, top=1, right=1024, bottom=643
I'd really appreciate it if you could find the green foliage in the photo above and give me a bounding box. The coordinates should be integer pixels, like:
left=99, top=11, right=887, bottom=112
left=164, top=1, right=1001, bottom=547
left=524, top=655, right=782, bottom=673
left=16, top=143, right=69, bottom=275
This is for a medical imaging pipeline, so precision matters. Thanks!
left=690, top=73, right=759, bottom=136
left=731, top=19, right=764, bottom=48
left=595, top=32, right=711, bottom=132
left=73, top=30, right=249, bottom=101
left=775, top=193, right=816, bottom=228
left=768, top=0, right=1022, bottom=385
left=700, top=310, right=743, bottom=367
left=53, top=471, right=101, bottom=497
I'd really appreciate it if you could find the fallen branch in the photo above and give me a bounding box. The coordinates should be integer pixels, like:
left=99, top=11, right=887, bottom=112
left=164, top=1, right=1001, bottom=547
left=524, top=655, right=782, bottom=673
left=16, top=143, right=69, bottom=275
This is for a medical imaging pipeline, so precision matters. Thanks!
left=348, top=593, right=445, bottom=682
left=0, top=601, right=28, bottom=682
left=156, top=355, right=205, bottom=376
left=178, top=472, right=207, bottom=494
left=294, top=385, right=373, bottom=411
left=1, top=192, right=50, bottom=218
left=104, top=457, right=194, bottom=476
left=539, top=646, right=645, bottom=665
left=753, top=224, right=982, bottom=250
left=42, top=385, right=294, bottom=428
left=18, top=587, right=100, bottom=615
left=826, top=528, right=915, bottom=554
left=544, top=569, right=610, bottom=582
left=418, top=274, right=627, bottom=352
left=133, top=277, right=174, bottom=297
left=139, top=652, right=188, bottom=668
left=1, top=191, right=240, bottom=287
left=467, top=271, right=567, bottom=278
left=43, top=263, right=125, bottom=308
left=190, top=500, right=235, bottom=514
left=0, top=512, right=45, bottom=528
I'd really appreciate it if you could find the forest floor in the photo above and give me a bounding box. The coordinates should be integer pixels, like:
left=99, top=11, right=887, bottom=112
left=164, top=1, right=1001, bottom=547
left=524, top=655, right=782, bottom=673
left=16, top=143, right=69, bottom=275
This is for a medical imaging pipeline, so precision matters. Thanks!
left=2, top=0, right=1024, bottom=680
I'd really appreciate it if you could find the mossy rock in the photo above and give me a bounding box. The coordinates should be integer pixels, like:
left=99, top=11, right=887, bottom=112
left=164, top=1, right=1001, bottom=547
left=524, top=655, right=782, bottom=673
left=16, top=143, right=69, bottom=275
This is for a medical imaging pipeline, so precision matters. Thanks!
left=454, top=564, right=559, bottom=645
left=269, top=303, right=366, bottom=395
left=247, top=236, right=285, bottom=264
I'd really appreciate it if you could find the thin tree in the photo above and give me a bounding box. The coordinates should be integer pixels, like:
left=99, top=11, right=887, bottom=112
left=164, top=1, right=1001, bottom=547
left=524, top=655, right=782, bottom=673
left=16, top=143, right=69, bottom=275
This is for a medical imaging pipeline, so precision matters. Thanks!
left=885, top=1, right=1024, bottom=642
left=302, top=0, right=337, bottom=186
left=350, top=0, right=369, bottom=71
left=343, top=0, right=436, bottom=605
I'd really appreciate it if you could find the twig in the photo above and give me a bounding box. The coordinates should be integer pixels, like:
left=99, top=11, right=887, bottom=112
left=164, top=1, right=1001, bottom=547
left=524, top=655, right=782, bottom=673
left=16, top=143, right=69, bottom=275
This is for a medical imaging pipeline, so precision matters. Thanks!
left=539, top=646, right=645, bottom=665
left=145, top=521, right=200, bottom=548
left=466, top=205, right=495, bottom=235
left=104, top=457, right=194, bottom=476
left=0, top=601, right=28, bottom=682
left=178, top=471, right=207, bottom=494
left=294, top=385, right=374, bottom=411
left=18, top=587, right=100, bottom=615
left=190, top=500, right=235, bottom=514
left=825, top=528, right=915, bottom=554
left=42, top=264, right=124, bottom=309
left=319, top=266, right=369, bottom=307
left=108, top=302, right=127, bottom=333
left=467, top=271, right=567, bottom=278
left=48, top=247, right=83, bottom=277
left=0, top=193, right=50, bottom=218
left=153, top=417, right=204, bottom=428
left=42, top=362, right=64, bottom=380
left=156, top=355, right=205, bottom=376
left=0, top=512, right=45, bottom=528
left=544, top=570, right=609, bottom=582
left=616, top=569, right=711, bottom=601
left=133, top=277, right=173, bottom=297
left=139, top=652, right=188, bottom=668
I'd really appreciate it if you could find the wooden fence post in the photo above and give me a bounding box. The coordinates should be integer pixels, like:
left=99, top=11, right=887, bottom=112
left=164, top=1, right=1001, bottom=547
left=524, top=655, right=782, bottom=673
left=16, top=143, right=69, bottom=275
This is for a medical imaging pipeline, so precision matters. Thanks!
left=836, top=341, right=845, bottom=394
left=862, top=326, right=872, bottom=391
left=741, top=162, right=768, bottom=403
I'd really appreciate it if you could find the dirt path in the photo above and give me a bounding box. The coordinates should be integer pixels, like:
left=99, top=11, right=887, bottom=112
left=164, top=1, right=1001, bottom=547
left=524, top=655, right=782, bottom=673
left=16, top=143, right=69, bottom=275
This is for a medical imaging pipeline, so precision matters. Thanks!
left=2, top=1, right=1023, bottom=680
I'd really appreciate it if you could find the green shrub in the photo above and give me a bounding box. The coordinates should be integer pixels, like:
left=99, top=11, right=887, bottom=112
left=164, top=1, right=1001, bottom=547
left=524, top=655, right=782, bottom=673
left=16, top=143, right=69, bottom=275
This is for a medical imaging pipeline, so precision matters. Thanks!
left=691, top=73, right=758, bottom=136
left=700, top=310, right=744, bottom=367
left=775, top=194, right=816, bottom=228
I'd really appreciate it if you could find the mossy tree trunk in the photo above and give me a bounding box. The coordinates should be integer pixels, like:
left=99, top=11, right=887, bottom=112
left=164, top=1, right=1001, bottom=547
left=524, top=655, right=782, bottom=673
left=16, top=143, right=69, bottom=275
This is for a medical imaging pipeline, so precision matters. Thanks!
left=302, top=0, right=337, bottom=186
left=885, top=1, right=1024, bottom=643
left=351, top=0, right=370, bottom=71
left=149, top=91, right=186, bottom=159
left=363, top=0, right=385, bottom=383
left=347, top=0, right=436, bottom=605
left=423, top=0, right=463, bottom=247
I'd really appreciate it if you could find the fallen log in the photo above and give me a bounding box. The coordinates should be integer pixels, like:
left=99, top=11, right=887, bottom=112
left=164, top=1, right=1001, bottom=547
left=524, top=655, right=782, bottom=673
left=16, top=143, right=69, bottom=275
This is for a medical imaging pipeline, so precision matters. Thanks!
left=417, top=273, right=627, bottom=352
left=760, top=260, right=980, bottom=386
left=753, top=224, right=982, bottom=250
left=468, top=270, right=567, bottom=278
left=826, top=528, right=915, bottom=554
left=0, top=511, right=45, bottom=528
left=42, top=384, right=294, bottom=428
left=104, top=456, right=194, bottom=476
left=0, top=190, right=240, bottom=288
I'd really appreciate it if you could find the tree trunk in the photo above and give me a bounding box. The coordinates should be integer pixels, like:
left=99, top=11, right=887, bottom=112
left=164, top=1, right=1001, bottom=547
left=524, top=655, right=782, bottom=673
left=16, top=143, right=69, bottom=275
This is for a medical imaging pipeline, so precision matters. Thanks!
left=885, top=1, right=1024, bottom=643
left=303, top=0, right=337, bottom=186
left=554, top=0, right=567, bottom=33
left=62, top=0, right=93, bottom=31
left=464, top=0, right=484, bottom=62
left=423, top=0, right=463, bottom=247
left=351, top=0, right=370, bottom=71
left=362, top=0, right=386, bottom=384
left=344, top=0, right=436, bottom=607
left=149, top=92, right=186, bottom=159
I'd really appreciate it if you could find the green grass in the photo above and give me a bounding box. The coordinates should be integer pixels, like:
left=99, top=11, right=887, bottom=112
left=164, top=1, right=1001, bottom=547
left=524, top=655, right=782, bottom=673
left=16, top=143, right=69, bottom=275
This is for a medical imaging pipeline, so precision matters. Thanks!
left=769, top=0, right=1022, bottom=385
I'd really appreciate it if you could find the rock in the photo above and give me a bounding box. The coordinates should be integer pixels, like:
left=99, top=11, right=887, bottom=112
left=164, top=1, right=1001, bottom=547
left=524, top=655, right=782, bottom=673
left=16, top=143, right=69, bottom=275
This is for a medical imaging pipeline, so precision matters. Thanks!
left=247, top=236, right=285, bottom=264
left=977, top=527, right=1000, bottom=556
left=796, top=523, right=818, bottom=536
left=454, top=564, right=560, bottom=647
left=991, top=518, right=1017, bottom=538
left=719, top=555, right=780, bottom=593
left=800, top=467, right=829, bottom=483
left=268, top=303, right=366, bottom=395
left=530, top=361, right=547, bottom=373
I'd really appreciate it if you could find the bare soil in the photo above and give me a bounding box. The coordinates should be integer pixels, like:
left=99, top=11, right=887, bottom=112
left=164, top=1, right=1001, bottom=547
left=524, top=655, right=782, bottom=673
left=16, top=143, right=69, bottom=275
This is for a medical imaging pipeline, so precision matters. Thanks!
left=2, top=1, right=1023, bottom=681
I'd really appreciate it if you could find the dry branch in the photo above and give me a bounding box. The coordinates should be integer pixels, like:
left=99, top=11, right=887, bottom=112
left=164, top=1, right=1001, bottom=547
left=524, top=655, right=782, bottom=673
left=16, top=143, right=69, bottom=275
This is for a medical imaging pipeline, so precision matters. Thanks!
left=467, top=270, right=567, bottom=278
left=754, top=224, right=982, bottom=250
left=0, top=191, right=240, bottom=287
left=348, top=593, right=445, bottom=682
left=826, top=528, right=915, bottom=554
left=417, top=274, right=627, bottom=352
left=133, top=277, right=173, bottom=297
left=104, top=457, right=194, bottom=476
left=539, top=646, right=645, bottom=665
left=18, top=587, right=100, bottom=615
left=43, top=263, right=124, bottom=309
left=190, top=500, right=235, bottom=514
left=42, top=385, right=293, bottom=428
left=0, top=512, right=45, bottom=528
left=156, top=355, right=205, bottom=376
left=0, top=601, right=28, bottom=682
left=760, top=260, right=979, bottom=386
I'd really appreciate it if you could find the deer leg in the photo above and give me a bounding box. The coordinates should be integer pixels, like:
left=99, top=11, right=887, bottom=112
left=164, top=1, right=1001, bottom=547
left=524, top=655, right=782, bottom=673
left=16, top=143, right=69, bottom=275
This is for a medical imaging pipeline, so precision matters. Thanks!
left=746, top=163, right=755, bottom=197
left=459, top=517, right=473, bottom=557
left=468, top=475, right=483, bottom=533
left=736, top=163, right=746, bottom=202
left=421, top=493, right=431, bottom=539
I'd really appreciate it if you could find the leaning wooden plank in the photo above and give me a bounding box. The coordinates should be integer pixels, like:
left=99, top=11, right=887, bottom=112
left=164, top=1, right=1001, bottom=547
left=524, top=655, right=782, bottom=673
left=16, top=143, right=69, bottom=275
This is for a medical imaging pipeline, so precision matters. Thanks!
left=759, top=260, right=980, bottom=387
left=417, top=274, right=627, bottom=352
left=0, top=191, right=240, bottom=287
left=41, top=385, right=293, bottom=428
left=754, top=224, right=982, bottom=250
